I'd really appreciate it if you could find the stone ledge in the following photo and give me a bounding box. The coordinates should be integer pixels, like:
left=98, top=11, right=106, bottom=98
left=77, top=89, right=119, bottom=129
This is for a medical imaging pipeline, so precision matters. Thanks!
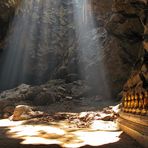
left=118, top=112, right=148, bottom=148
left=119, top=112, right=148, bottom=126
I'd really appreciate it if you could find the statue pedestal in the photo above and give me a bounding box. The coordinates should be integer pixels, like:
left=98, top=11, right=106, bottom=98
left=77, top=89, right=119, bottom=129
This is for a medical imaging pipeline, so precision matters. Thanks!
left=118, top=112, right=148, bottom=148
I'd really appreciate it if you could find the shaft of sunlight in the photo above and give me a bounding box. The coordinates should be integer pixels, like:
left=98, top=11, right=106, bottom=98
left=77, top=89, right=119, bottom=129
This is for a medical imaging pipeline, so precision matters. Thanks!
left=0, top=0, right=59, bottom=90
left=73, top=0, right=111, bottom=98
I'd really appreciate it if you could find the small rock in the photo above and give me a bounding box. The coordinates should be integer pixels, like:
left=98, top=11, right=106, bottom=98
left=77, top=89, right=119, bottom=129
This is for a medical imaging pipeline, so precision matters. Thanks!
left=94, top=115, right=101, bottom=120
left=43, top=88, right=48, bottom=91
left=86, top=113, right=95, bottom=121
left=103, top=109, right=112, bottom=114
left=3, top=113, right=10, bottom=119
left=79, top=112, right=88, bottom=118
left=101, top=114, right=115, bottom=121
left=66, top=96, right=72, bottom=100
left=103, top=107, right=113, bottom=114
left=0, top=93, right=6, bottom=98
left=10, top=105, right=46, bottom=121
left=112, top=104, right=121, bottom=114
left=20, top=89, right=28, bottom=94
left=11, top=105, right=33, bottom=121
left=3, top=105, right=15, bottom=115
left=57, top=86, right=66, bottom=92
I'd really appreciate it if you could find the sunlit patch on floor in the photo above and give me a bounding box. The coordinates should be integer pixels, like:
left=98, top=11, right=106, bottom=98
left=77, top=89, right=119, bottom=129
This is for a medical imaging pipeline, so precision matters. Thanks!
left=0, top=118, right=122, bottom=148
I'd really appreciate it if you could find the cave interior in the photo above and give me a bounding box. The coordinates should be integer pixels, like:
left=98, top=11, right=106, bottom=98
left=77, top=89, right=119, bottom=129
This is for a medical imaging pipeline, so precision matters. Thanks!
left=0, top=0, right=147, bottom=148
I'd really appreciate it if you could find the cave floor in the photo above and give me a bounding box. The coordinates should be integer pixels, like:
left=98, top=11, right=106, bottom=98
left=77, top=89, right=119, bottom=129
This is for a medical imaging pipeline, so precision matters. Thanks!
left=0, top=98, right=143, bottom=148
left=0, top=119, right=143, bottom=148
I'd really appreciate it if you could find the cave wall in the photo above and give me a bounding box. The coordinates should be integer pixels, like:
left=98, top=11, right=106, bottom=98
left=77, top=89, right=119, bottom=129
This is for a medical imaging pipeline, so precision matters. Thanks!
left=120, top=0, right=148, bottom=114
left=105, top=0, right=147, bottom=99
left=0, top=0, right=146, bottom=100
left=0, top=0, right=20, bottom=50
left=0, top=0, right=114, bottom=96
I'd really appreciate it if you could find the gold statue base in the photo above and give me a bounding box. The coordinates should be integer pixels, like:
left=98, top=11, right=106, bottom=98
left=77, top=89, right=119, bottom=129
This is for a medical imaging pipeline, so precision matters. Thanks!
left=118, top=111, right=148, bottom=148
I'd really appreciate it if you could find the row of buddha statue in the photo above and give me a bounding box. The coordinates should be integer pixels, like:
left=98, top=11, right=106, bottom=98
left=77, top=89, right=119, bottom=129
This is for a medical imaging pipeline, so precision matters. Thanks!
left=122, top=89, right=148, bottom=115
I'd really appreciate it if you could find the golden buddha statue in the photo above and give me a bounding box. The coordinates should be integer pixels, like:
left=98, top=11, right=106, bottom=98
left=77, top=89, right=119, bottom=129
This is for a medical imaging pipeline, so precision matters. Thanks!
left=124, top=93, right=128, bottom=112
left=134, top=93, right=140, bottom=114
left=127, top=92, right=132, bottom=113
left=131, top=92, right=135, bottom=113
left=139, top=93, right=144, bottom=109
left=142, top=91, right=148, bottom=115
left=134, top=94, right=139, bottom=109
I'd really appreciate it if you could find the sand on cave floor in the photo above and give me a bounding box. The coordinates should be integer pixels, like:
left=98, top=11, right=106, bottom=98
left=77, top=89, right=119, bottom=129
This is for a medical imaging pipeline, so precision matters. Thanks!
left=0, top=99, right=143, bottom=148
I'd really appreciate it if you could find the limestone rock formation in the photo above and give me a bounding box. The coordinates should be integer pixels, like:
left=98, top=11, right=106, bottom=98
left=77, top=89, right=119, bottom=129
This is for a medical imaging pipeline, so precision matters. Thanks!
left=105, top=0, right=148, bottom=98
left=0, top=80, right=92, bottom=118
left=119, top=0, right=148, bottom=115
left=0, top=0, right=113, bottom=98
left=10, top=105, right=45, bottom=121
left=0, top=0, right=20, bottom=49
left=0, top=0, right=147, bottom=101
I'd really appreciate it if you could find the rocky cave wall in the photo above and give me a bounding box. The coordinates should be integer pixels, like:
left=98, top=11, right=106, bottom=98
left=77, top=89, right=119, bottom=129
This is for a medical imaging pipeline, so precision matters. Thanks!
left=120, top=0, right=148, bottom=115
left=0, top=0, right=147, bottom=100
left=0, top=0, right=20, bottom=50
left=105, top=0, right=147, bottom=98
left=0, top=0, right=114, bottom=97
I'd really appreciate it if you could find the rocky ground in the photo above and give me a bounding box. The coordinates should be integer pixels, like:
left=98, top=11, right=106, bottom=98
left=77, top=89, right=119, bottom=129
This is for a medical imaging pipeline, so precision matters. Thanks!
left=0, top=79, right=117, bottom=119
left=0, top=103, right=143, bottom=148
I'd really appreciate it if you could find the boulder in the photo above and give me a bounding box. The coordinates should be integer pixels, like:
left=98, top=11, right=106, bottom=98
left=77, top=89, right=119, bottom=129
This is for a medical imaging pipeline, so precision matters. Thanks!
left=10, top=105, right=44, bottom=121
left=10, top=105, right=33, bottom=121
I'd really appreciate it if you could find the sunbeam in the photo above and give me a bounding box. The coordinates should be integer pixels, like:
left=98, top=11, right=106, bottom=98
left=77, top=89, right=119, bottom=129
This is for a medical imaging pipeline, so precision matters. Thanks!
left=0, top=0, right=61, bottom=90
left=73, top=0, right=111, bottom=98
left=0, top=0, right=111, bottom=100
